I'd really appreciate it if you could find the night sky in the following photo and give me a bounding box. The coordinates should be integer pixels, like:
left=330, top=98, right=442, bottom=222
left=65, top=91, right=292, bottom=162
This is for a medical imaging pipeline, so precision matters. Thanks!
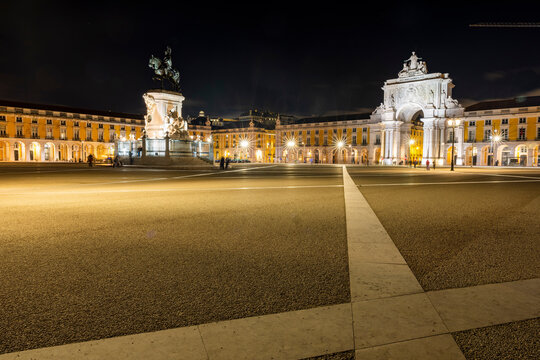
left=1, top=2, right=539, bottom=118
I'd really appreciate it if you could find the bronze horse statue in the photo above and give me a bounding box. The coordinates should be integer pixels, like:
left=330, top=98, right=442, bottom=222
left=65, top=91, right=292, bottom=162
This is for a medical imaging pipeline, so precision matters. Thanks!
left=148, top=47, right=181, bottom=91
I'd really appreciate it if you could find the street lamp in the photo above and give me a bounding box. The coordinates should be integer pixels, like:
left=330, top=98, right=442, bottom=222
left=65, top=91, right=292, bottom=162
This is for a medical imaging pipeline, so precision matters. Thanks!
left=447, top=118, right=461, bottom=171
left=285, top=138, right=297, bottom=163
left=490, top=131, right=501, bottom=166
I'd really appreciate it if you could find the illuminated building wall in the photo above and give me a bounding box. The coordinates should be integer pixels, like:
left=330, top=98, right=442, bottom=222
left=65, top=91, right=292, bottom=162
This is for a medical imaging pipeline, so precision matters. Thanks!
left=0, top=100, right=144, bottom=162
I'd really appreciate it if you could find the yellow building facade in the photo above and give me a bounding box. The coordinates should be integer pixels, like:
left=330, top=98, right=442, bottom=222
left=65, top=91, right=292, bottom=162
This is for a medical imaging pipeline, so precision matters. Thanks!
left=212, top=120, right=275, bottom=163
left=276, top=98, right=540, bottom=167
left=276, top=113, right=423, bottom=165
left=461, top=98, right=540, bottom=166
left=0, top=100, right=144, bottom=162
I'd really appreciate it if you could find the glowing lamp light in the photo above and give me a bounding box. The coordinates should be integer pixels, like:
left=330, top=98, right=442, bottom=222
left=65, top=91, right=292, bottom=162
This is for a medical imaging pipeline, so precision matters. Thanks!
left=409, top=139, right=415, bottom=145
left=493, top=135, right=501, bottom=142
left=337, top=141, right=344, bottom=148
left=240, top=139, right=249, bottom=148
left=286, top=140, right=296, bottom=148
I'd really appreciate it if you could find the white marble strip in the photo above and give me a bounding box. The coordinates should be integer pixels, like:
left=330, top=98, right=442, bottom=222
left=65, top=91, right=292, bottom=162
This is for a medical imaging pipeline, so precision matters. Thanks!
left=359, top=179, right=540, bottom=187
left=0, top=304, right=353, bottom=360
left=342, top=166, right=465, bottom=358
left=342, top=166, right=423, bottom=301
left=355, top=334, right=466, bottom=360
left=427, top=278, right=540, bottom=332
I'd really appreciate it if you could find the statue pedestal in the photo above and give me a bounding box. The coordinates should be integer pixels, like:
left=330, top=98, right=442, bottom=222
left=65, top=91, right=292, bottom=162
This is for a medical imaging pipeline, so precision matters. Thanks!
left=143, top=89, right=185, bottom=140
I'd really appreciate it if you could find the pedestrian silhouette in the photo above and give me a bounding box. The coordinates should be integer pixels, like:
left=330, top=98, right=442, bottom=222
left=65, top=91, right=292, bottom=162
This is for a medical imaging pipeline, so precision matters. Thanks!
left=220, top=156, right=225, bottom=170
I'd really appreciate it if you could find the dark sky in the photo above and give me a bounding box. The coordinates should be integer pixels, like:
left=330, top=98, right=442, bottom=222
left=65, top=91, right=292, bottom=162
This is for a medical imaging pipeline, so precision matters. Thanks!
left=1, top=2, right=539, bottom=118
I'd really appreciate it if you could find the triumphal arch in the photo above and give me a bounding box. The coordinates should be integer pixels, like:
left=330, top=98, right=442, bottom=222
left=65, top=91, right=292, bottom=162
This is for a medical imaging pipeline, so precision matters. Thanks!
left=371, top=52, right=464, bottom=165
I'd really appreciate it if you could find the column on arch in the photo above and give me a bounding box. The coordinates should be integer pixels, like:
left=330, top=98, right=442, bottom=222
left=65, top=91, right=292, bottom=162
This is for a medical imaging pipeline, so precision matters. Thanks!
left=422, top=118, right=435, bottom=165
left=380, top=129, right=385, bottom=161
left=393, top=122, right=401, bottom=162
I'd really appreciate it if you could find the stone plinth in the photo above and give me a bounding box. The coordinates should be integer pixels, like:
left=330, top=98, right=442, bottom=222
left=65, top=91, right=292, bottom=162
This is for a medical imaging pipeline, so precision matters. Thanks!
left=143, top=89, right=185, bottom=139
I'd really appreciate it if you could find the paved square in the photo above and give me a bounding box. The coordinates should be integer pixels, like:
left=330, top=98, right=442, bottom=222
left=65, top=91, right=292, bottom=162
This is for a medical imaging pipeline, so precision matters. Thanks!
left=1, top=164, right=539, bottom=359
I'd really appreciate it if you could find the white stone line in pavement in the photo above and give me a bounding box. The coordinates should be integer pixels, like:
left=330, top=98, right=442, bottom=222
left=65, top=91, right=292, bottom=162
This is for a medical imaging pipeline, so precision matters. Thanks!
left=0, top=304, right=353, bottom=360
left=473, top=172, right=540, bottom=180
left=0, top=184, right=344, bottom=196
left=342, top=165, right=540, bottom=355
left=88, top=165, right=278, bottom=185
left=342, top=166, right=423, bottom=302
left=358, top=179, right=540, bottom=187
left=0, top=326, right=208, bottom=360
left=355, top=334, right=466, bottom=360
left=427, top=278, right=540, bottom=332
left=198, top=303, right=353, bottom=360
left=342, top=166, right=465, bottom=357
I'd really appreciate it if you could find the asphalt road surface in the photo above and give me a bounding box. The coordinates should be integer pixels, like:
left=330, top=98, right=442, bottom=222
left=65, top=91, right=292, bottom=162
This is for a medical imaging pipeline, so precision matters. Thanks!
left=0, top=164, right=349, bottom=353
left=348, top=166, right=540, bottom=291
left=0, top=163, right=538, bottom=358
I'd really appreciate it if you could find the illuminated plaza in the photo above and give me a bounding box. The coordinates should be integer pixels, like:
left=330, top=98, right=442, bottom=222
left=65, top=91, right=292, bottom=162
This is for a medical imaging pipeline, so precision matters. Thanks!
left=0, top=2, right=539, bottom=360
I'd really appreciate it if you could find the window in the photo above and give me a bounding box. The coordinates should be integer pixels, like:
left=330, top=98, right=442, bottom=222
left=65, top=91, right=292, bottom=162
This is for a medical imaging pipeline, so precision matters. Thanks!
left=485, top=119, right=492, bottom=126
left=537, top=127, right=540, bottom=139
left=32, top=119, right=38, bottom=124
left=74, top=121, right=79, bottom=127
left=448, top=131, right=455, bottom=143
left=31, top=126, right=39, bottom=137
left=518, top=128, right=526, bottom=140
left=362, top=136, right=367, bottom=146
left=61, top=121, right=66, bottom=126
left=468, top=130, right=475, bottom=142
left=352, top=128, right=356, bottom=133
left=323, top=136, right=328, bottom=146
left=87, top=122, right=92, bottom=128
left=16, top=126, right=23, bottom=136
left=306, top=138, right=311, bottom=146
left=46, top=119, right=52, bottom=125
left=501, top=128, right=508, bottom=140
left=375, top=134, right=381, bottom=145
left=469, top=121, right=475, bottom=127
left=0, top=125, right=5, bottom=136
left=537, top=117, right=540, bottom=123
left=363, top=127, right=367, bottom=133
left=73, top=129, right=80, bottom=140
left=315, top=130, right=319, bottom=134
left=352, top=135, right=357, bottom=145
left=501, top=118, right=508, bottom=125
left=333, top=129, right=337, bottom=134
left=60, top=128, right=66, bottom=140
left=16, top=117, right=22, bottom=122
left=519, top=117, right=526, bottom=124
left=46, top=127, right=52, bottom=138
left=98, top=124, right=104, bottom=128
left=0, top=115, right=5, bottom=121
left=484, top=129, right=491, bottom=141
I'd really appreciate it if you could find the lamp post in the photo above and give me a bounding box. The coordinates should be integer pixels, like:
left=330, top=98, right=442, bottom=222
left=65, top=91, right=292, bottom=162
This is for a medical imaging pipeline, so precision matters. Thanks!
left=286, top=139, right=296, bottom=163
left=448, top=118, right=461, bottom=171
left=491, top=131, right=501, bottom=166
left=336, top=140, right=344, bottom=164
left=240, top=139, right=249, bottom=161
